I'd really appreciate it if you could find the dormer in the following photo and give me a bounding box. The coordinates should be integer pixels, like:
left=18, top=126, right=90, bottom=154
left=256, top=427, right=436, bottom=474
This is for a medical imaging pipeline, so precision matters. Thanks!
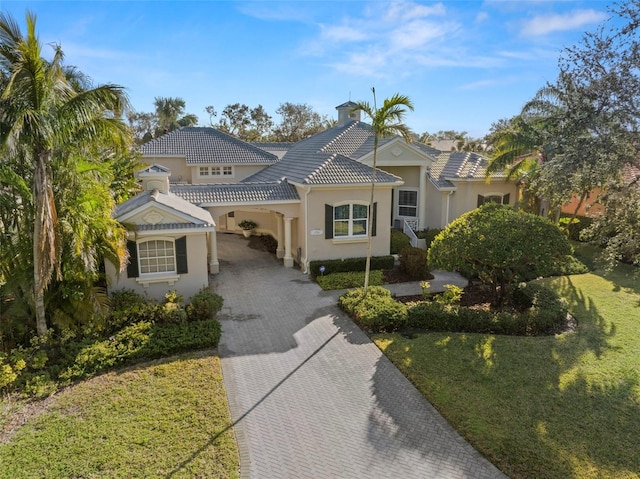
left=336, top=101, right=360, bottom=127
left=137, top=163, right=171, bottom=194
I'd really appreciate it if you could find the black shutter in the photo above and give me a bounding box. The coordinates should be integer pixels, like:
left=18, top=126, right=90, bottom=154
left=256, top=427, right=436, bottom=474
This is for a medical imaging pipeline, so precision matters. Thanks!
left=126, top=240, right=139, bottom=278
left=325, top=204, right=334, bottom=239
left=503, top=193, right=510, bottom=205
left=176, top=236, right=188, bottom=274
left=477, top=195, right=485, bottom=207
left=372, top=202, right=377, bottom=237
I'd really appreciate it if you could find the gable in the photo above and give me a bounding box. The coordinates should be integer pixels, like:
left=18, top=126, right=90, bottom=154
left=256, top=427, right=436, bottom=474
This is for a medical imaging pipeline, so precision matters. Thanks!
left=357, top=138, right=434, bottom=167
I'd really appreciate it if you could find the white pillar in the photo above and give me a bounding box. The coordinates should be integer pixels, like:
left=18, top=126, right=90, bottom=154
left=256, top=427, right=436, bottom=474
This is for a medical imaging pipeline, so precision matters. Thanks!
left=284, top=217, right=293, bottom=267
left=418, top=165, right=428, bottom=230
left=209, top=230, right=219, bottom=274
left=276, top=213, right=285, bottom=259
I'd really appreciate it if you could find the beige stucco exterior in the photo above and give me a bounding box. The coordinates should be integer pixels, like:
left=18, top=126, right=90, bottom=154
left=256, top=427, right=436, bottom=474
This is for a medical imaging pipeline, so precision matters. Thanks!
left=106, top=231, right=211, bottom=302
left=141, top=156, right=270, bottom=184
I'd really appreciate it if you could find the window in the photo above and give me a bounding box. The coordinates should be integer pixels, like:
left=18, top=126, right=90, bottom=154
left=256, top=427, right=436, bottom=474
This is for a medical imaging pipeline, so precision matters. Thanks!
left=477, top=193, right=510, bottom=207
left=126, top=237, right=188, bottom=278
left=325, top=203, right=377, bottom=239
left=198, top=166, right=234, bottom=177
left=397, top=190, right=418, bottom=217
left=139, top=240, right=175, bottom=274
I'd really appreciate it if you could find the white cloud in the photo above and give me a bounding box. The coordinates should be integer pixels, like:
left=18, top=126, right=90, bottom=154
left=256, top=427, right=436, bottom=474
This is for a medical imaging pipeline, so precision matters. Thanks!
left=521, top=9, right=608, bottom=37
left=384, top=1, right=446, bottom=22
left=321, top=24, right=370, bottom=43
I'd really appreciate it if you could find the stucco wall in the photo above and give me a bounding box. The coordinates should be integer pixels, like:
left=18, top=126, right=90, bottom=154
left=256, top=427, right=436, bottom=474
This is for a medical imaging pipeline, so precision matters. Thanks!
left=302, top=186, right=393, bottom=266
left=190, top=164, right=267, bottom=184
left=449, top=180, right=518, bottom=221
left=106, top=233, right=210, bottom=302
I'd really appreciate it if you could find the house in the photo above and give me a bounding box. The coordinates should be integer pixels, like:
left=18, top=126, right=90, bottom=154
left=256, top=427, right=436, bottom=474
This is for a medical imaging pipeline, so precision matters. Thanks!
left=106, top=101, right=517, bottom=300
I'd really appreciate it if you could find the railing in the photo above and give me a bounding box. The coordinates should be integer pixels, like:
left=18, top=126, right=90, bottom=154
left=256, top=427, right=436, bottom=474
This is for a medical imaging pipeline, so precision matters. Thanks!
left=402, top=219, right=419, bottom=248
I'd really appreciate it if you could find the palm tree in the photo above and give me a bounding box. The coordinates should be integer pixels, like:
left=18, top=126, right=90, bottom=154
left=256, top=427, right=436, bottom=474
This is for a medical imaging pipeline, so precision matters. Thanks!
left=0, top=11, right=131, bottom=336
left=351, top=88, right=414, bottom=292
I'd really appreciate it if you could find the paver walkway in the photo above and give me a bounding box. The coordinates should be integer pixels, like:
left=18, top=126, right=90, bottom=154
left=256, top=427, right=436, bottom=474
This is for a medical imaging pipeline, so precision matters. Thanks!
left=215, top=233, right=507, bottom=479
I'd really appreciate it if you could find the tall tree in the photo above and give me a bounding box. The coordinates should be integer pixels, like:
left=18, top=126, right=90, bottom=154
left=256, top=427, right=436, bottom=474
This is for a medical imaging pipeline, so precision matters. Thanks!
left=0, top=11, right=131, bottom=336
left=351, top=88, right=414, bottom=292
left=273, top=102, right=326, bottom=142
left=153, top=96, right=197, bottom=136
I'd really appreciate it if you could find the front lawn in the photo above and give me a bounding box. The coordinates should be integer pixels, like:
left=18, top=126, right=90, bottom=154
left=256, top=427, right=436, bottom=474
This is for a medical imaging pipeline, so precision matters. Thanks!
left=373, top=265, right=640, bottom=479
left=0, top=351, right=239, bottom=479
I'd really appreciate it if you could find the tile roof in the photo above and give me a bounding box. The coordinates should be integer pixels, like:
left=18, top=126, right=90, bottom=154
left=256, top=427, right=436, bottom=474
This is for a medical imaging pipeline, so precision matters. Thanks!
left=113, top=189, right=214, bottom=224
left=245, top=121, right=402, bottom=185
left=428, top=151, right=507, bottom=190
left=244, top=151, right=401, bottom=186
left=170, top=179, right=300, bottom=205
left=140, top=127, right=279, bottom=166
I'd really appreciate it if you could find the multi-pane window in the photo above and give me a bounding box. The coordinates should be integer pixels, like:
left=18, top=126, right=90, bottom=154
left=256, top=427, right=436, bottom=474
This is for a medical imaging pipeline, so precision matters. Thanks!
left=138, top=240, right=175, bottom=274
left=477, top=193, right=510, bottom=207
left=198, top=166, right=234, bottom=177
left=398, top=190, right=418, bottom=217
left=334, top=203, right=368, bottom=237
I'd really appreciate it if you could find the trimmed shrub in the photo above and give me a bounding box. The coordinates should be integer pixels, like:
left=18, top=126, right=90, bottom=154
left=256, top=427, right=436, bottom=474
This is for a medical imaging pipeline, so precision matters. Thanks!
left=406, top=283, right=567, bottom=335
left=416, top=228, right=442, bottom=250
left=186, top=289, right=224, bottom=321
left=309, top=256, right=395, bottom=277
left=339, top=286, right=407, bottom=332
left=59, top=319, right=222, bottom=383
left=399, top=247, right=430, bottom=280
left=390, top=230, right=411, bottom=254
left=316, top=270, right=384, bottom=290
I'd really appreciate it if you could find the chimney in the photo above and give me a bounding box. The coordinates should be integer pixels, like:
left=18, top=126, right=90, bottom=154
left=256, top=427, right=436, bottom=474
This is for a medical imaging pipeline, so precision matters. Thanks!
left=335, top=101, right=360, bottom=127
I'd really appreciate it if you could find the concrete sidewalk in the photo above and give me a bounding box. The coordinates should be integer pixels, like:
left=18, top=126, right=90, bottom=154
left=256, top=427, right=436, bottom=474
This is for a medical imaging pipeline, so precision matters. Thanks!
left=214, top=233, right=506, bottom=479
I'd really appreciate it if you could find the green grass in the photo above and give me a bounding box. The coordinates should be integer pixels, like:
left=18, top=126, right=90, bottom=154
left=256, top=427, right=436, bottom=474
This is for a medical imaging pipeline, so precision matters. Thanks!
left=0, top=351, right=239, bottom=479
left=373, top=264, right=640, bottom=479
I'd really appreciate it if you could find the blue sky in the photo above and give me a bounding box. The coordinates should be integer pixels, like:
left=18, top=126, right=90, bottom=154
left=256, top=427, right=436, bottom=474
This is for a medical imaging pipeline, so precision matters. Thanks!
left=0, top=0, right=614, bottom=137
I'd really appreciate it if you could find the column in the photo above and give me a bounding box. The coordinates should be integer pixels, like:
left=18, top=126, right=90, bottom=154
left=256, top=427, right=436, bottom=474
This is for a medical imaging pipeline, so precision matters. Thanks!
left=418, top=165, right=428, bottom=230
left=209, top=230, right=219, bottom=274
left=283, top=217, right=293, bottom=268
left=276, top=213, right=285, bottom=259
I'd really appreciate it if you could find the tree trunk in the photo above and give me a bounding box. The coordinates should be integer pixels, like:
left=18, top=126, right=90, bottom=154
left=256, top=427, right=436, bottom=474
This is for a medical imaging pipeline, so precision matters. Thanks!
left=33, top=151, right=57, bottom=336
left=363, top=137, right=378, bottom=293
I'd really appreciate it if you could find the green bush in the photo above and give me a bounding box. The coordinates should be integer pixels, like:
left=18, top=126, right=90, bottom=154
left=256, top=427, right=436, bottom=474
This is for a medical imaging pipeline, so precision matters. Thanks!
left=390, top=230, right=411, bottom=254
left=59, top=319, right=222, bottom=383
left=429, top=204, right=573, bottom=306
left=416, top=228, right=442, bottom=250
left=339, top=286, right=407, bottom=332
left=316, top=270, right=384, bottom=290
left=406, top=283, right=567, bottom=335
left=559, top=215, right=593, bottom=241
left=308, top=256, right=395, bottom=277
left=399, top=247, right=430, bottom=280
left=186, top=289, right=224, bottom=321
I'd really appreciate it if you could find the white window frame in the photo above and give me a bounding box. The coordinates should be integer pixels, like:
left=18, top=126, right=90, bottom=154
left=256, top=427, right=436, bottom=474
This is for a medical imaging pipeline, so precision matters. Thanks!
left=199, top=166, right=210, bottom=177
left=396, top=188, right=419, bottom=219
left=197, top=166, right=235, bottom=178
left=223, top=166, right=233, bottom=176
left=137, top=238, right=177, bottom=275
left=333, top=202, right=369, bottom=238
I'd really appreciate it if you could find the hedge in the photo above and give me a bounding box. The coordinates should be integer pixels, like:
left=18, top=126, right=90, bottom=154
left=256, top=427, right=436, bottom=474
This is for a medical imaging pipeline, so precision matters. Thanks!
left=316, top=270, right=384, bottom=290
left=339, top=283, right=568, bottom=336
left=309, top=256, right=395, bottom=277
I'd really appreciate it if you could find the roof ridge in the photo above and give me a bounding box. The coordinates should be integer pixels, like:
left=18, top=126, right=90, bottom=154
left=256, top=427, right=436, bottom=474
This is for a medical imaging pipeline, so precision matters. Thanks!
left=319, top=121, right=363, bottom=155
left=305, top=153, right=339, bottom=184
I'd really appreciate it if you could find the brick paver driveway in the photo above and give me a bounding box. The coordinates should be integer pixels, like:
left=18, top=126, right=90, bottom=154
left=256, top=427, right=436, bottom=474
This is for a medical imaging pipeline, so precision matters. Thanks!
left=214, top=233, right=507, bottom=479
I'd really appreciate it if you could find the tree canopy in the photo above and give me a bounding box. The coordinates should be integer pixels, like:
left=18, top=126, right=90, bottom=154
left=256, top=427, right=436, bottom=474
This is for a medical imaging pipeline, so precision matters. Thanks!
left=0, top=11, right=137, bottom=338
left=428, top=204, right=572, bottom=306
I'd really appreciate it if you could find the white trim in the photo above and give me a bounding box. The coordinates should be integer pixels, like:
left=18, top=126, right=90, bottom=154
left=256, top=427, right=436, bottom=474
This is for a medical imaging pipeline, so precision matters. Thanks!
left=395, top=187, right=419, bottom=220
left=196, top=199, right=300, bottom=207
left=332, top=201, right=370, bottom=239
left=196, top=165, right=235, bottom=179
left=136, top=237, right=177, bottom=276
left=136, top=273, right=180, bottom=287
left=117, top=201, right=212, bottom=225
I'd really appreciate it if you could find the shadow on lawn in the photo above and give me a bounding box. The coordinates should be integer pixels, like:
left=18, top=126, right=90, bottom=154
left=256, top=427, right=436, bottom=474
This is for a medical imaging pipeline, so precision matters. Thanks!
left=371, top=274, right=640, bottom=479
